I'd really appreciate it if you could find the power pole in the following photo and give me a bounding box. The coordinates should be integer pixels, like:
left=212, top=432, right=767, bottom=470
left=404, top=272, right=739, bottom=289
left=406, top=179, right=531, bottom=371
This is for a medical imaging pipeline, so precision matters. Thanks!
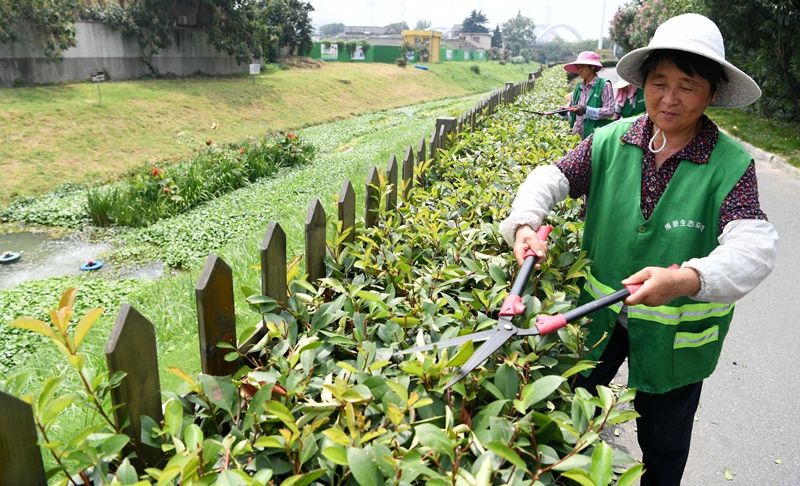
left=598, top=0, right=607, bottom=50
left=367, top=0, right=375, bottom=26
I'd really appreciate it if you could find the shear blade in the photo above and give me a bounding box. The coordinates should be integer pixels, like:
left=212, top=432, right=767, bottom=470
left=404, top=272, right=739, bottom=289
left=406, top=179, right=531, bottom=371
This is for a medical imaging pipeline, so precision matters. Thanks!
left=443, top=328, right=515, bottom=389
left=396, top=329, right=495, bottom=355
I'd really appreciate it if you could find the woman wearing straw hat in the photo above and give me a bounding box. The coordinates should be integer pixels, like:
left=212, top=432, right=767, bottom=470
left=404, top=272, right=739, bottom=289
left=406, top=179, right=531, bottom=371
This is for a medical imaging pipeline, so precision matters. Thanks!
left=563, top=51, right=615, bottom=139
left=501, top=14, right=777, bottom=485
left=614, top=78, right=646, bottom=120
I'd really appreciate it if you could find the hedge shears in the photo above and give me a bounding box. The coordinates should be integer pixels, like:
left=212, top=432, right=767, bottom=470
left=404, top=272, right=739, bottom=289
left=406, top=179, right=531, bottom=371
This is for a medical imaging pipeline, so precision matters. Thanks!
left=397, top=226, right=652, bottom=390
left=521, top=107, right=576, bottom=116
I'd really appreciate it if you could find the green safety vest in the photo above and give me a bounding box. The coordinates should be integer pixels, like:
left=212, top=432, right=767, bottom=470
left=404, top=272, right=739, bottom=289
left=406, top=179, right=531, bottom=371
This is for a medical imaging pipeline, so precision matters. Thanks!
left=577, top=120, right=752, bottom=394
left=620, top=88, right=646, bottom=118
left=570, top=78, right=613, bottom=138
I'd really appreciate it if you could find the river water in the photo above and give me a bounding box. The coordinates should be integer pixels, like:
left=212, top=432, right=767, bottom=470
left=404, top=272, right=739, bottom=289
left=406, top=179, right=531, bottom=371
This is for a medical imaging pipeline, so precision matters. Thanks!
left=0, top=231, right=164, bottom=290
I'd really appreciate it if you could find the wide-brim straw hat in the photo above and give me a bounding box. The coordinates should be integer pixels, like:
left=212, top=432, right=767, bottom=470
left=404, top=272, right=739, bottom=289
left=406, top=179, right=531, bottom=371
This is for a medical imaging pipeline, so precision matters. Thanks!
left=616, top=13, right=760, bottom=108
left=613, top=78, right=631, bottom=90
left=564, top=51, right=603, bottom=74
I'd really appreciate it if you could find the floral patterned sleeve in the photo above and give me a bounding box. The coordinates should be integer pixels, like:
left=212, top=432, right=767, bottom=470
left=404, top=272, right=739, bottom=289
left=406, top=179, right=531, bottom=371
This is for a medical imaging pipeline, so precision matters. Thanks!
left=599, top=81, right=615, bottom=120
left=554, top=134, right=594, bottom=199
left=718, top=161, right=768, bottom=233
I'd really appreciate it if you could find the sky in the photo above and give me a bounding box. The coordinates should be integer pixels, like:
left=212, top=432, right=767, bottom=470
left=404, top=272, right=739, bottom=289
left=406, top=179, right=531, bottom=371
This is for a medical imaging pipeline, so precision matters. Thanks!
left=308, top=0, right=629, bottom=42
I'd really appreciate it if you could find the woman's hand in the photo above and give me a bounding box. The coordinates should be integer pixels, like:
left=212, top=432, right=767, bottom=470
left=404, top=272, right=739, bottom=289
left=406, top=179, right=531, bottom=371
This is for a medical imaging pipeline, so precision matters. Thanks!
left=622, top=266, right=701, bottom=307
left=513, top=225, right=549, bottom=267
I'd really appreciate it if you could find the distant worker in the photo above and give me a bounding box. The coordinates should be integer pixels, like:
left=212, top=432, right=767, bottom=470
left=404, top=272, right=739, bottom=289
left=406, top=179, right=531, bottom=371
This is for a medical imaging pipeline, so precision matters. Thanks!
left=614, top=79, right=646, bottom=120
left=564, top=51, right=614, bottom=139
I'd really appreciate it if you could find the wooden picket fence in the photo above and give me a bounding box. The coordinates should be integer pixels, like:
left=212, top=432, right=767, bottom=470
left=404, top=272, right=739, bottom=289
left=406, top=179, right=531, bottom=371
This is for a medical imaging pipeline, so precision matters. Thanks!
left=0, top=66, right=544, bottom=484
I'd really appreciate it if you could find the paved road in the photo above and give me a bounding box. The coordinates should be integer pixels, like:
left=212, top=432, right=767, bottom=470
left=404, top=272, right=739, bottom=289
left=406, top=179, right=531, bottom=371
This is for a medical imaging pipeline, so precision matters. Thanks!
left=603, top=158, right=800, bottom=484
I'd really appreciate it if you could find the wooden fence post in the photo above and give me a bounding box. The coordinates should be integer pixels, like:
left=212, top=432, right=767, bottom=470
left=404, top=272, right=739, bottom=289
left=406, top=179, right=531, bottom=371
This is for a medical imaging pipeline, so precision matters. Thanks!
left=196, top=254, right=237, bottom=376
left=338, top=180, right=355, bottom=251
left=417, top=137, right=426, bottom=165
left=402, top=145, right=414, bottom=200
left=435, top=117, right=457, bottom=151
left=365, top=165, right=380, bottom=229
left=105, top=304, right=165, bottom=468
left=505, top=82, right=514, bottom=103
left=305, top=198, right=326, bottom=284
left=0, top=392, right=47, bottom=485
left=386, top=154, right=398, bottom=213
left=429, top=129, right=437, bottom=162
left=261, top=222, right=287, bottom=303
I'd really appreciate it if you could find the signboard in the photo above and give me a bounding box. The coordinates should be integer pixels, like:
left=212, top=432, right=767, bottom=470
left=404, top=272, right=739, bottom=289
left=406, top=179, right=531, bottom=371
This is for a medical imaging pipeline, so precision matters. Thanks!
left=351, top=46, right=365, bottom=61
left=91, top=71, right=105, bottom=83
left=478, top=52, right=484, bottom=60
left=406, top=50, right=415, bottom=61
left=464, top=51, right=470, bottom=61
left=249, top=64, right=261, bottom=75
left=321, top=44, right=338, bottom=61
left=446, top=50, right=453, bottom=61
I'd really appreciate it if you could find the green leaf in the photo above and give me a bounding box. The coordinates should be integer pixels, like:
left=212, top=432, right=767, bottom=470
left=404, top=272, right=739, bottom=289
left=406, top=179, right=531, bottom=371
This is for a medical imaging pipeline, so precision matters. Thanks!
left=115, top=458, right=138, bottom=485
left=199, top=374, right=238, bottom=419
left=164, top=399, right=183, bottom=437
left=616, top=464, right=645, bottom=486
left=184, top=424, right=203, bottom=452
left=254, top=436, right=284, bottom=449
left=488, top=264, right=507, bottom=285
left=607, top=410, right=640, bottom=425
left=444, top=340, right=473, bottom=369
left=415, top=423, right=455, bottom=460
left=9, top=317, right=56, bottom=340
left=265, top=400, right=298, bottom=434
left=494, top=363, right=519, bottom=400
left=74, top=308, right=103, bottom=349
left=590, top=441, right=612, bottom=486
left=323, top=446, right=349, bottom=466
left=527, top=375, right=566, bottom=405
left=560, top=470, right=595, bottom=486
left=348, top=447, right=384, bottom=486
left=98, top=434, right=130, bottom=458
left=385, top=381, right=409, bottom=403
left=40, top=395, right=76, bottom=426
left=485, top=441, right=529, bottom=472
left=561, top=361, right=596, bottom=378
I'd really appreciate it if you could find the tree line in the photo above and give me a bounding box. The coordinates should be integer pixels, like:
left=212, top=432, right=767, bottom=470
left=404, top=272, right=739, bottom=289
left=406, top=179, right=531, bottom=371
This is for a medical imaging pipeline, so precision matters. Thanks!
left=0, top=0, right=314, bottom=72
left=610, top=0, right=799, bottom=122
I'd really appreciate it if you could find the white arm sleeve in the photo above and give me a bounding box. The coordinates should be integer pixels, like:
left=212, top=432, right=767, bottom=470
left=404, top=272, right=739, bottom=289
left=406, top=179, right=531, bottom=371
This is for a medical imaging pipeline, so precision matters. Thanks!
left=499, top=165, right=570, bottom=246
left=683, top=219, right=778, bottom=303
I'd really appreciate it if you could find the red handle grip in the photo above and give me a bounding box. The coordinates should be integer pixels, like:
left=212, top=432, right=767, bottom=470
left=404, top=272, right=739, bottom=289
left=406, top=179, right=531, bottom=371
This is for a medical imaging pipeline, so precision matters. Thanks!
left=522, top=226, right=553, bottom=259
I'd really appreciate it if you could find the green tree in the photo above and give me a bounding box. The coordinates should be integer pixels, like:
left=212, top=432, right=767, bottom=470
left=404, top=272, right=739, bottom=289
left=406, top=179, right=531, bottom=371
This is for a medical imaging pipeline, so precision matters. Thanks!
left=414, top=19, right=431, bottom=30
left=501, top=11, right=535, bottom=56
left=0, top=0, right=78, bottom=61
left=462, top=9, right=489, bottom=33
left=266, top=0, right=315, bottom=59
left=384, top=20, right=409, bottom=34
left=319, top=22, right=345, bottom=36
left=608, top=0, right=639, bottom=53
left=700, top=0, right=800, bottom=121
left=491, top=23, right=503, bottom=48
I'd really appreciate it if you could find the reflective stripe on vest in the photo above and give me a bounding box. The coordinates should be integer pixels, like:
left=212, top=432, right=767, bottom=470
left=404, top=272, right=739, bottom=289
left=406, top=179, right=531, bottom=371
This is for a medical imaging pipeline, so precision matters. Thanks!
left=584, top=269, right=734, bottom=325
left=674, top=325, right=719, bottom=349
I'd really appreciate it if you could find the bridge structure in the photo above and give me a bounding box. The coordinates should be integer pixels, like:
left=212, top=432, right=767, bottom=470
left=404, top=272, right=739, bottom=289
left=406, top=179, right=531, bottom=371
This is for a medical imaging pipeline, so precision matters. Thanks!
left=535, top=24, right=583, bottom=43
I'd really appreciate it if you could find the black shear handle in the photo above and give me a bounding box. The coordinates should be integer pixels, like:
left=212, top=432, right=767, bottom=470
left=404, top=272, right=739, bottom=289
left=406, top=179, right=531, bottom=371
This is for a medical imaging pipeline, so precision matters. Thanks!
left=510, top=226, right=553, bottom=296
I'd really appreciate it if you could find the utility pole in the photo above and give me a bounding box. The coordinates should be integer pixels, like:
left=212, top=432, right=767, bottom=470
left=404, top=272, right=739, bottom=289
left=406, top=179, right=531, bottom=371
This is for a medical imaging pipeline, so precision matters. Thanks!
left=598, top=0, right=607, bottom=50
left=367, top=0, right=375, bottom=26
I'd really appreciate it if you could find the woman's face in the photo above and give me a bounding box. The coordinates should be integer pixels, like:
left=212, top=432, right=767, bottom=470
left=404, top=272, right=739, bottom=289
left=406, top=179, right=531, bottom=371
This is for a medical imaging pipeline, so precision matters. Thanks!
left=575, top=64, right=597, bottom=84
left=644, top=61, right=716, bottom=136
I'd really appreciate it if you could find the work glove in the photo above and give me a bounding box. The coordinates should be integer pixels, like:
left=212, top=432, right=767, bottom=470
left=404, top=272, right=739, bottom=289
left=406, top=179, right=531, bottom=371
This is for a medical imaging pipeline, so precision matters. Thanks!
left=572, top=105, right=587, bottom=116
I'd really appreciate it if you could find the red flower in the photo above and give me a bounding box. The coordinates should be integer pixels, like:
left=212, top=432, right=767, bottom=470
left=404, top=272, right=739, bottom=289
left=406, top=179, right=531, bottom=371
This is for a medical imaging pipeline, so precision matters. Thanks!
left=239, top=148, right=245, bottom=154
left=286, top=133, right=297, bottom=140
left=206, top=140, right=213, bottom=145
left=164, top=187, right=170, bottom=194
left=151, top=167, right=163, bottom=177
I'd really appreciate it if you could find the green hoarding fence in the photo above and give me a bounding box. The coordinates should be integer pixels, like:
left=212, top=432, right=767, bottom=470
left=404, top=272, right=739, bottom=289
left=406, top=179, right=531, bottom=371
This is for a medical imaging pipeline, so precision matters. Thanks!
left=307, top=43, right=493, bottom=64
